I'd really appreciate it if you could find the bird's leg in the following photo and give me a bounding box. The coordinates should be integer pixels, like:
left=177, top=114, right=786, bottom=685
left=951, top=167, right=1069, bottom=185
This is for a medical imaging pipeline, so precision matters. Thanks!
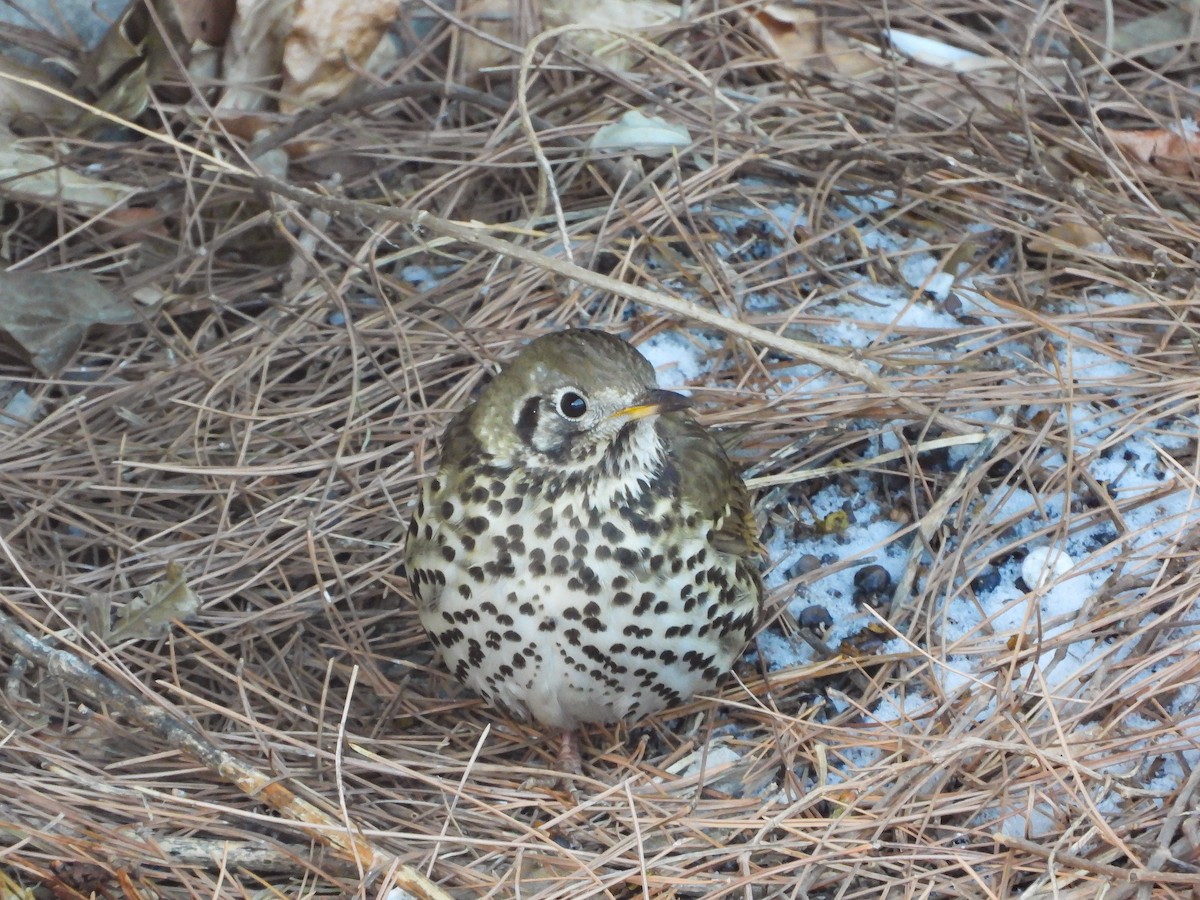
left=557, top=729, right=583, bottom=776
left=520, top=729, right=583, bottom=791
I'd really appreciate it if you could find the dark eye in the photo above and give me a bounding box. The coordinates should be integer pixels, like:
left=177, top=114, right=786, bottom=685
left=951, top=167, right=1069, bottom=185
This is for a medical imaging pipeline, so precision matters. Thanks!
left=558, top=390, right=588, bottom=419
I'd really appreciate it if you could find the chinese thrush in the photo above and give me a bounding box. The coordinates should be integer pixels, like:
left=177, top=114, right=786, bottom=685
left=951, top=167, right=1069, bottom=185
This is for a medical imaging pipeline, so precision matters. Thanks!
left=404, top=329, right=763, bottom=771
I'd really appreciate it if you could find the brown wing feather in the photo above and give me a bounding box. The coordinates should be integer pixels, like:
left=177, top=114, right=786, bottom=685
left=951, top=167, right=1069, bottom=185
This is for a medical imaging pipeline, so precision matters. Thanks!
left=659, top=413, right=764, bottom=560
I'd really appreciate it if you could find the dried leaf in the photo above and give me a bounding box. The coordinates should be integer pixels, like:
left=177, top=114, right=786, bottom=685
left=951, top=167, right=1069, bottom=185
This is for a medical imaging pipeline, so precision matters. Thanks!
left=219, top=0, right=295, bottom=111
left=0, top=57, right=78, bottom=129
left=1108, top=125, right=1200, bottom=178
left=888, top=28, right=995, bottom=72
left=107, top=563, right=201, bottom=642
left=280, top=0, right=400, bottom=110
left=540, top=0, right=679, bottom=66
left=73, top=0, right=188, bottom=126
left=456, top=0, right=680, bottom=80
left=454, top=0, right=523, bottom=78
left=745, top=3, right=880, bottom=77
left=1027, top=221, right=1112, bottom=255
left=0, top=270, right=141, bottom=375
left=590, top=109, right=690, bottom=155
left=0, top=142, right=139, bottom=209
left=1108, top=6, right=1200, bottom=66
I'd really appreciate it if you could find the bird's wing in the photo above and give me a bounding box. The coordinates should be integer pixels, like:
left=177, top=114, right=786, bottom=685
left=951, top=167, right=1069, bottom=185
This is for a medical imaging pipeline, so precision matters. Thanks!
left=660, top=413, right=764, bottom=560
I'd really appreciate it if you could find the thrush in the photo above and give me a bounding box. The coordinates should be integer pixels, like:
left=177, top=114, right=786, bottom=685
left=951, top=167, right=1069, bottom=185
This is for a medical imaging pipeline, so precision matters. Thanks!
left=404, top=329, right=763, bottom=772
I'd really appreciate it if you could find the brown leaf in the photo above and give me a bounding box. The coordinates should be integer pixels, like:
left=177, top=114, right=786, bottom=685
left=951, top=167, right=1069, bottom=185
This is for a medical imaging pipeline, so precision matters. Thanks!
left=73, top=0, right=188, bottom=127
left=745, top=3, right=880, bottom=77
left=280, top=0, right=401, bottom=110
left=0, top=270, right=141, bottom=375
left=107, top=563, right=202, bottom=642
left=0, top=142, right=139, bottom=208
left=1027, top=221, right=1111, bottom=255
left=218, top=0, right=295, bottom=111
left=1108, top=126, right=1200, bottom=178
left=454, top=0, right=680, bottom=81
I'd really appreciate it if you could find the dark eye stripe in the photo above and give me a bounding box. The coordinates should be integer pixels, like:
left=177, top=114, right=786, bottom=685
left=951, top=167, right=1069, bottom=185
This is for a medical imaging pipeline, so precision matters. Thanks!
left=515, top=396, right=540, bottom=445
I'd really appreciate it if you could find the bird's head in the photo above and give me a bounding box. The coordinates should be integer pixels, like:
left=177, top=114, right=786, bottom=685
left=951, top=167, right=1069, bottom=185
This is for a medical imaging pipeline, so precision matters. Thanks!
left=470, top=329, right=691, bottom=474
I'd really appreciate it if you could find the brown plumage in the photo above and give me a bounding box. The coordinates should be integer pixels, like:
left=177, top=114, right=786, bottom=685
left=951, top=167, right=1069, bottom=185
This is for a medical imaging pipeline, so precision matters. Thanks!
left=404, top=329, right=763, bottom=770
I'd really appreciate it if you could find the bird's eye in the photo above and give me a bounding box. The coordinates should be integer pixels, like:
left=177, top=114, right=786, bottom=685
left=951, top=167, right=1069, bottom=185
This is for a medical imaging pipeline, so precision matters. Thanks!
left=557, top=390, right=588, bottom=419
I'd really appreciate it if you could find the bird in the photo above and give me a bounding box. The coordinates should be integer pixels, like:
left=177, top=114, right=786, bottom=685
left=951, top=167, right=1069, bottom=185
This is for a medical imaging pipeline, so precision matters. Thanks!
left=404, top=328, right=763, bottom=773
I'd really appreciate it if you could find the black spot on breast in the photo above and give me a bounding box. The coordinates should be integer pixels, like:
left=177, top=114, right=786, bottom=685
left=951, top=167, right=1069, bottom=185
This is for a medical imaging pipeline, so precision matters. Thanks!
left=483, top=556, right=516, bottom=577
left=602, top=522, right=625, bottom=543
left=529, top=548, right=547, bottom=576
left=467, top=639, right=484, bottom=665
left=440, top=545, right=456, bottom=562
left=466, top=516, right=489, bottom=535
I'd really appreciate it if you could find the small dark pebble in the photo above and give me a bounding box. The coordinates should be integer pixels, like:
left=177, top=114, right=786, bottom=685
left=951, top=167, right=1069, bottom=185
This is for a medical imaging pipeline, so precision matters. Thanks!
left=791, top=554, right=823, bottom=576
left=853, top=565, right=892, bottom=607
left=797, top=604, right=833, bottom=637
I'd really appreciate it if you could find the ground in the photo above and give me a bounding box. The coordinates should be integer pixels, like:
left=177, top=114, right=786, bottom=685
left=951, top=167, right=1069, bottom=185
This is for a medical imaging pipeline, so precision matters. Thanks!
left=1, top=1, right=1198, bottom=897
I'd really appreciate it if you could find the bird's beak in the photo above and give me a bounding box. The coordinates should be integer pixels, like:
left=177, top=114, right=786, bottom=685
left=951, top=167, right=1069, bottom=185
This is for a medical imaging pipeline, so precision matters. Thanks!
left=610, top=389, right=692, bottom=422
